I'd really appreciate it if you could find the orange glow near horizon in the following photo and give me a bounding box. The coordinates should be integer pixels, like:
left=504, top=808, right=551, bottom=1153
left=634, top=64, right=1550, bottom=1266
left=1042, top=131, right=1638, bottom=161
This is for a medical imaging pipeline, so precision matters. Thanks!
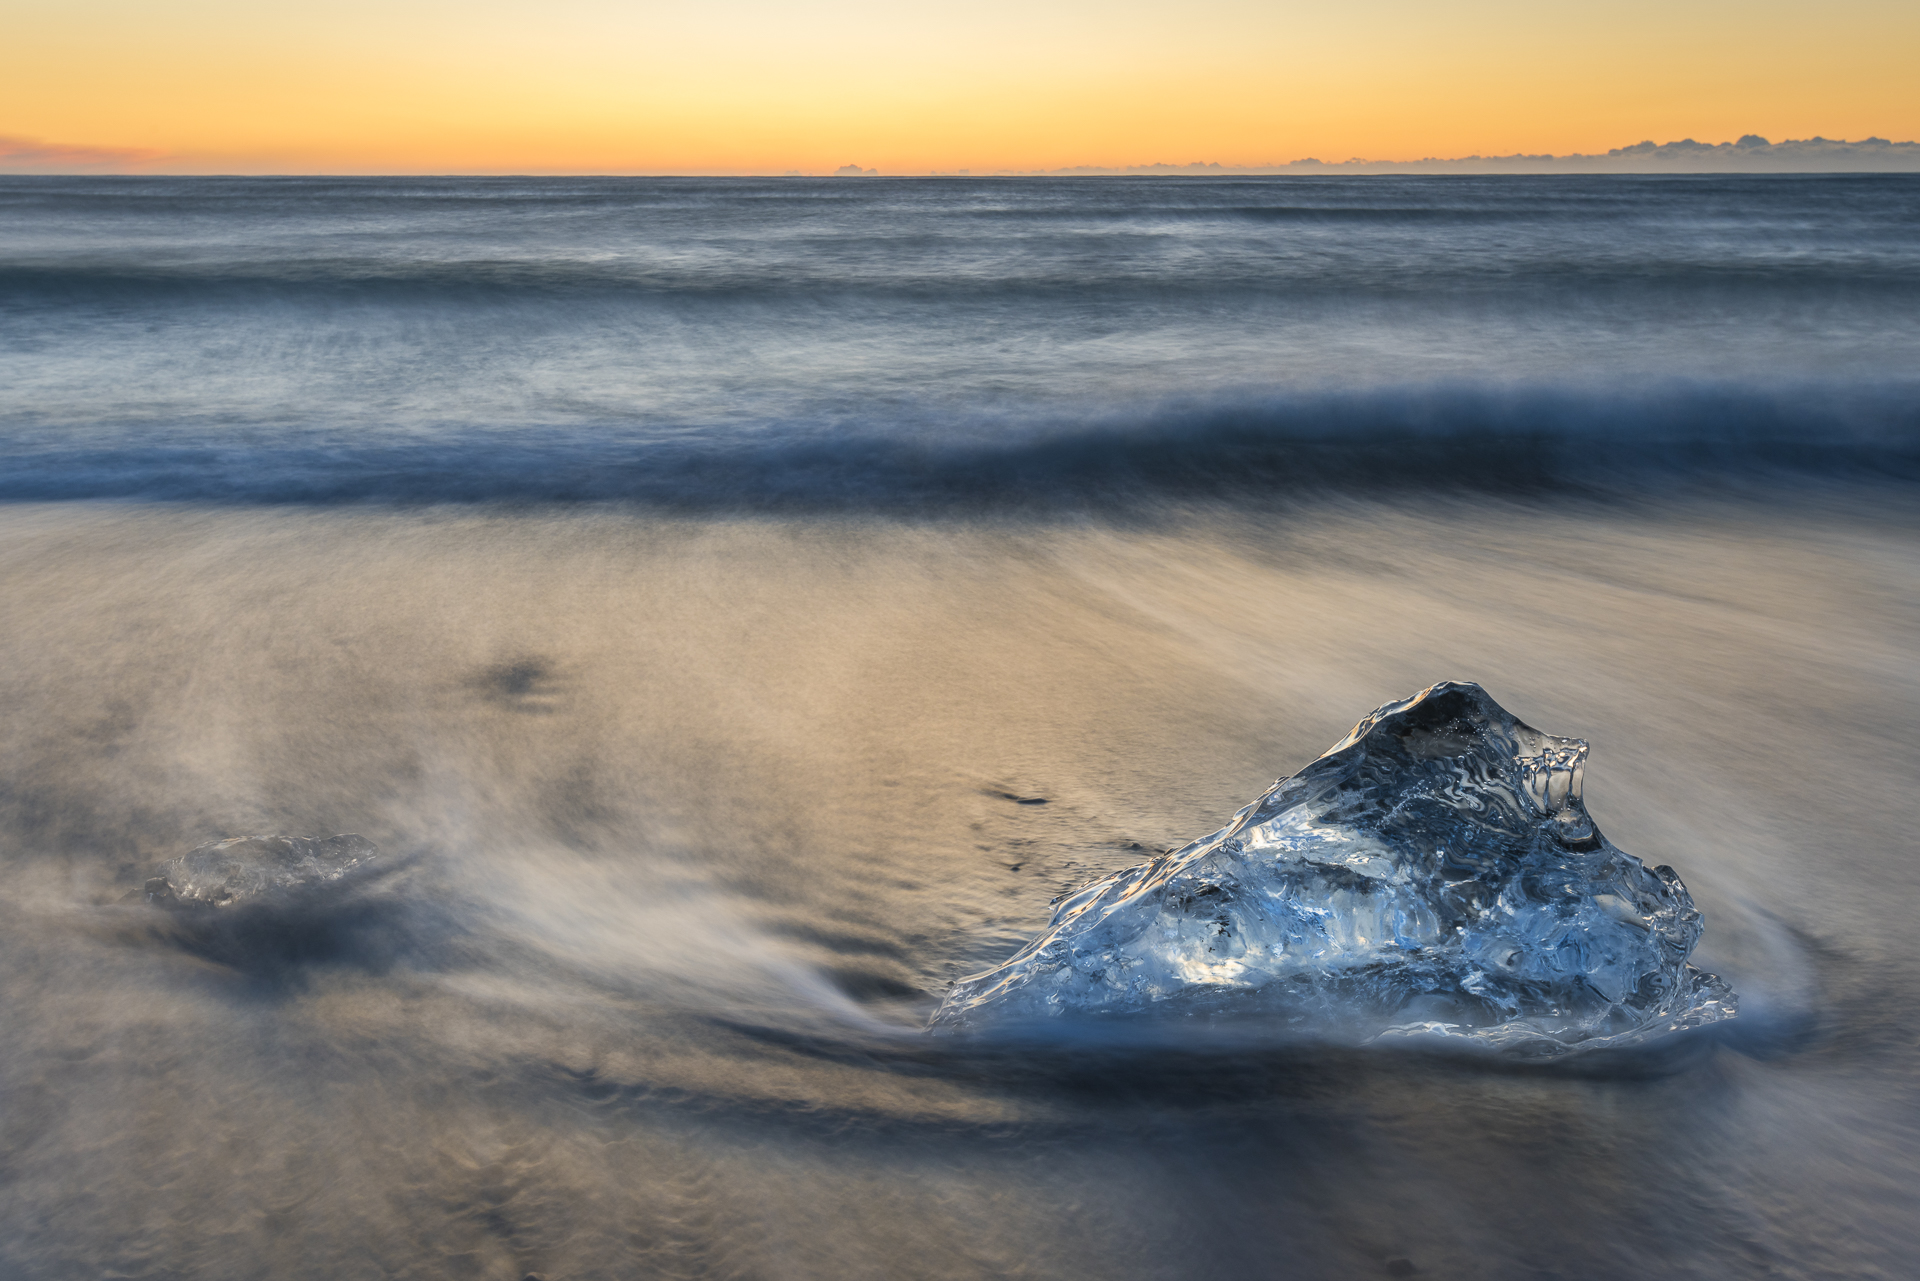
left=5, top=0, right=1919, bottom=173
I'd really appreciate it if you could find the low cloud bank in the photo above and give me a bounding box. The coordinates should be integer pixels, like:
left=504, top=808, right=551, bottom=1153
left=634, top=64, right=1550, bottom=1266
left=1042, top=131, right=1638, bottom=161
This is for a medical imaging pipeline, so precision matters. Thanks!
left=3, top=132, right=1917, bottom=176
left=1028, top=135, right=1920, bottom=175
left=0, top=135, right=162, bottom=171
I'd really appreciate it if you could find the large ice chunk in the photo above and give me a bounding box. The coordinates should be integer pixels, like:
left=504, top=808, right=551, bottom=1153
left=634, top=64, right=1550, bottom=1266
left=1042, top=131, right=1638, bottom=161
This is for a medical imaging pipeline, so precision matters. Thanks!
left=931, top=682, right=1734, bottom=1056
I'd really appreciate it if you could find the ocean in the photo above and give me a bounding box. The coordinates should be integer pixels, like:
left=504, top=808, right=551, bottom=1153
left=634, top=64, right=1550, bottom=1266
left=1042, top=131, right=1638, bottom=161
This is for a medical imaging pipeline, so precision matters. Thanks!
left=1, top=174, right=1917, bottom=1279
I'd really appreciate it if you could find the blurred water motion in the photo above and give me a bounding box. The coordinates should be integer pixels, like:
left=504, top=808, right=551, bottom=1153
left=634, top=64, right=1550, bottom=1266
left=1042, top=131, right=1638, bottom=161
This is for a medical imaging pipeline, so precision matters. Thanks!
left=2, top=175, right=1918, bottom=1279
left=1, top=175, right=1917, bottom=504
left=2, top=496, right=1915, bottom=1278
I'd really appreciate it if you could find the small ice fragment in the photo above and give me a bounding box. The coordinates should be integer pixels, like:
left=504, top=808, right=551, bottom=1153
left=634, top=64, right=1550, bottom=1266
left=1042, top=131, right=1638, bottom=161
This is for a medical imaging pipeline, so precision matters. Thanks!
left=146, top=834, right=378, bottom=908
left=930, top=682, right=1735, bottom=1057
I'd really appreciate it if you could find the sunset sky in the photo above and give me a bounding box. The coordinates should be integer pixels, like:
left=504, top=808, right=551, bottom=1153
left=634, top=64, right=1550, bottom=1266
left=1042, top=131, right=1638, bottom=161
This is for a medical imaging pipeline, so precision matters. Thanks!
left=5, top=0, right=1917, bottom=173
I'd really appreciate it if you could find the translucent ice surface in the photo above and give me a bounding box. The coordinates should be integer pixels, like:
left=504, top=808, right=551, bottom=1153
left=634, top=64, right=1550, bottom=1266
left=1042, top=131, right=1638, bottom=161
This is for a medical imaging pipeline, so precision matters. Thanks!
left=931, top=683, right=1735, bottom=1056
left=145, top=834, right=379, bottom=908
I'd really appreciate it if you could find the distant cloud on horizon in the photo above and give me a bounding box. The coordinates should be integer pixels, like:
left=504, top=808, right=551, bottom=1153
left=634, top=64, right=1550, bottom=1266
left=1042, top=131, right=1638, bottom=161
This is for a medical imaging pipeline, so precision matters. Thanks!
left=0, top=135, right=163, bottom=171
left=2, top=134, right=1918, bottom=177
left=1031, top=135, right=1920, bottom=177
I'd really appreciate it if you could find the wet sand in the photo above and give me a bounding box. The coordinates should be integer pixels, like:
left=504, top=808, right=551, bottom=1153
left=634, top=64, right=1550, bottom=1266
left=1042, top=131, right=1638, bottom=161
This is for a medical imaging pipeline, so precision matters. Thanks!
left=1, top=487, right=1916, bottom=1279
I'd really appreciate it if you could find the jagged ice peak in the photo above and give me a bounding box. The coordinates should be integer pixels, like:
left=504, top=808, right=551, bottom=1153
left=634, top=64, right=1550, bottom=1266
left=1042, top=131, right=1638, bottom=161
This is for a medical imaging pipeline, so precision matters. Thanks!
left=931, top=682, right=1734, bottom=1058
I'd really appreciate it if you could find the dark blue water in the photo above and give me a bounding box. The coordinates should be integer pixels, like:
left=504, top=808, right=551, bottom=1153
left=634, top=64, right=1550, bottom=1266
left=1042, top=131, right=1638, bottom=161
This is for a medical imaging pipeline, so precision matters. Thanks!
left=2, top=177, right=1917, bottom=1280
left=4, top=174, right=1917, bottom=503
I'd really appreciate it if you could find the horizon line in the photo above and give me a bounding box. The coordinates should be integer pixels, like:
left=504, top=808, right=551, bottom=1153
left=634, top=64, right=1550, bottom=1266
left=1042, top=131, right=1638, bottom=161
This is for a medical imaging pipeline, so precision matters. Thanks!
left=4, top=133, right=1920, bottom=178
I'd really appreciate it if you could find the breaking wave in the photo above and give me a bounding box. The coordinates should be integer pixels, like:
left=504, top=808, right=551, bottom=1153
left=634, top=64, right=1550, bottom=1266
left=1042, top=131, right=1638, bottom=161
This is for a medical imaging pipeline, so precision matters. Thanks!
left=3, top=381, right=1915, bottom=508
